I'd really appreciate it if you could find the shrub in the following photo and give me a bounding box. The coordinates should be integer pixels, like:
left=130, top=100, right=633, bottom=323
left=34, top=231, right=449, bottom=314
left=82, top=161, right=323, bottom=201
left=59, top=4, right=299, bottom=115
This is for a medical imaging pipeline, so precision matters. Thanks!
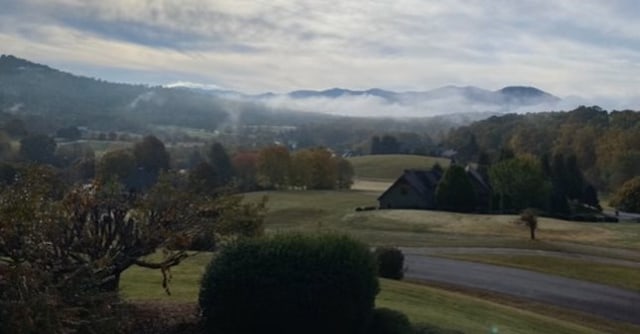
left=368, top=308, right=412, bottom=334
left=374, top=247, right=405, bottom=280
left=199, top=234, right=379, bottom=334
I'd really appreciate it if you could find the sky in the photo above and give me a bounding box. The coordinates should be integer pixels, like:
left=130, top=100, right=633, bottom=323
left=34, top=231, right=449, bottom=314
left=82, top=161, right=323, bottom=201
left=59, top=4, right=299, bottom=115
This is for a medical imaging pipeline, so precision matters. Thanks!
left=1, top=0, right=640, bottom=104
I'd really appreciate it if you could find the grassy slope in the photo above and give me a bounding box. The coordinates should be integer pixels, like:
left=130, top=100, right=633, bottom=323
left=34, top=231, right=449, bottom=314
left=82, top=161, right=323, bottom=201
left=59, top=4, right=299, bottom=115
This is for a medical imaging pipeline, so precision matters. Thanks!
left=348, top=154, right=449, bottom=180
left=120, top=257, right=623, bottom=334
left=378, top=280, right=609, bottom=334
left=121, top=189, right=640, bottom=333
left=245, top=190, right=640, bottom=252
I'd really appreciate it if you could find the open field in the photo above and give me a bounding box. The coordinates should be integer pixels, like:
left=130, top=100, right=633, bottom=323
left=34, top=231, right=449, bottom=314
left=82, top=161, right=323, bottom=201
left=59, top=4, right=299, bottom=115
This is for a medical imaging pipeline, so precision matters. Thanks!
left=122, top=188, right=640, bottom=332
left=120, top=255, right=639, bottom=334
left=348, top=154, right=450, bottom=180
left=58, top=139, right=133, bottom=157
left=243, top=190, right=640, bottom=254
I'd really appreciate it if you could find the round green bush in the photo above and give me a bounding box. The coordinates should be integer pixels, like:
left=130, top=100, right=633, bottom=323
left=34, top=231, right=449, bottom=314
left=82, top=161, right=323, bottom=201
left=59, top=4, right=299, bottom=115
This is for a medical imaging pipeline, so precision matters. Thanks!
left=374, top=247, right=405, bottom=280
left=199, top=234, right=380, bottom=334
left=368, top=308, right=412, bottom=334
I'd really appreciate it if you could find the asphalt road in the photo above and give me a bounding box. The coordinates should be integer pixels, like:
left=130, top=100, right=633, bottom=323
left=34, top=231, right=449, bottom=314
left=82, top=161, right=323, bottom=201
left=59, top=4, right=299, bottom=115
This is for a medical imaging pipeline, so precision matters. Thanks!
left=404, top=254, right=640, bottom=325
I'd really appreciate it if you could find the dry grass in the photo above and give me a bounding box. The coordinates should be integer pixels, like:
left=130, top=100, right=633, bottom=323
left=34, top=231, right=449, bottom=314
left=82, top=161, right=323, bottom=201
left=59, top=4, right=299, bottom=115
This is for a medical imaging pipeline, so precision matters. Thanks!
left=348, top=154, right=449, bottom=180
left=245, top=190, right=640, bottom=253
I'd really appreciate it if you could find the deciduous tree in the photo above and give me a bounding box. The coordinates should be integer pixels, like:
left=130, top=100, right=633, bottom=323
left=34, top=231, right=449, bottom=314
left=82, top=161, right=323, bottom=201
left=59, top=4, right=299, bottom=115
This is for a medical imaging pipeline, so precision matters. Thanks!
left=610, top=176, right=640, bottom=213
left=489, top=156, right=551, bottom=212
left=257, top=145, right=290, bottom=189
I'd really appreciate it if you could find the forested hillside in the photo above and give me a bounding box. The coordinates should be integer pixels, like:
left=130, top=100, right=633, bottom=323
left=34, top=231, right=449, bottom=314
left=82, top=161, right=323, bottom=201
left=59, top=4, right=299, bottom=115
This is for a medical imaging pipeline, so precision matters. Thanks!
left=0, top=55, right=467, bottom=151
left=445, top=106, right=640, bottom=191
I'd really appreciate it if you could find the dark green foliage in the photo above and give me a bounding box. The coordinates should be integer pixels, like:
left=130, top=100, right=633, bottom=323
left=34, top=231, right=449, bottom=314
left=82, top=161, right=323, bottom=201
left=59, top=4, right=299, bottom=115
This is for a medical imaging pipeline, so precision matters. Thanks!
left=368, top=308, right=412, bottom=334
left=476, top=151, right=491, bottom=180
left=207, top=142, right=233, bottom=185
left=436, top=165, right=476, bottom=212
left=412, top=323, right=465, bottom=334
left=133, top=135, right=170, bottom=174
left=374, top=247, right=405, bottom=280
left=3, top=118, right=27, bottom=138
left=372, top=135, right=401, bottom=154
left=199, top=234, right=380, bottom=334
left=610, top=176, right=640, bottom=213
left=582, top=184, right=601, bottom=210
left=188, top=162, right=220, bottom=195
left=19, top=134, right=57, bottom=164
left=489, top=156, right=550, bottom=212
left=56, top=126, right=81, bottom=140
left=0, top=163, right=16, bottom=185
left=431, top=162, right=444, bottom=174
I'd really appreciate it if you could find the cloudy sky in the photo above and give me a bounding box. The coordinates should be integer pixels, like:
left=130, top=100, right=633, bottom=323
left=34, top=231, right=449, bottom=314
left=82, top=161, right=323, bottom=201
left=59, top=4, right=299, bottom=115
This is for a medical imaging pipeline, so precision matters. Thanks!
left=1, top=0, right=640, bottom=102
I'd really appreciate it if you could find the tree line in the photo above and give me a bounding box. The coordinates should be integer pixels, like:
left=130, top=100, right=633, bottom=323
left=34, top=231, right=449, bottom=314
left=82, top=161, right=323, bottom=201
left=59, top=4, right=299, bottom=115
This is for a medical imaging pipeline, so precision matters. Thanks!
left=444, top=106, right=640, bottom=193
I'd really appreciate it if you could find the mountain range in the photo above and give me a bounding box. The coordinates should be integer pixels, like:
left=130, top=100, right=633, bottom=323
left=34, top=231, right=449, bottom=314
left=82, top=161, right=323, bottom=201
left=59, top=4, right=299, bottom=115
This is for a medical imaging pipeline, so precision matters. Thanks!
left=0, top=54, right=562, bottom=130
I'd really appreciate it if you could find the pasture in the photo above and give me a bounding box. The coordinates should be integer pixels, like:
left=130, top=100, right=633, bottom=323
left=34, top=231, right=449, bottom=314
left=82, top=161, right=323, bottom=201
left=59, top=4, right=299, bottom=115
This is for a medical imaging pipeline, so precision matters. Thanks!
left=243, top=189, right=640, bottom=253
left=122, top=184, right=640, bottom=333
left=348, top=154, right=449, bottom=180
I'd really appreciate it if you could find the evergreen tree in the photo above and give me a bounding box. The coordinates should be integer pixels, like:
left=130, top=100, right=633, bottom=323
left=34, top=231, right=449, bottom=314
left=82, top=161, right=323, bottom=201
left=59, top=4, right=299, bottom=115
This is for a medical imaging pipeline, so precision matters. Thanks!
left=207, top=142, right=234, bottom=186
left=435, top=165, right=476, bottom=212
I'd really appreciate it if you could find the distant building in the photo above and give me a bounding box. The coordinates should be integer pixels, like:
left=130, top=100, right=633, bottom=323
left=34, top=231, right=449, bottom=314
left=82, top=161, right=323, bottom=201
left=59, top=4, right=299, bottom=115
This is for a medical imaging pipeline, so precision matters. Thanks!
left=378, top=169, right=442, bottom=210
left=378, top=166, right=492, bottom=212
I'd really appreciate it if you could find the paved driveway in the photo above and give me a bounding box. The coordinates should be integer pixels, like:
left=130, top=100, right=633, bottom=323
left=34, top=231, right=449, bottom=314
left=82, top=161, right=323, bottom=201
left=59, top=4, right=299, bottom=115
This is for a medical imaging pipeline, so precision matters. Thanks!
left=404, top=254, right=640, bottom=325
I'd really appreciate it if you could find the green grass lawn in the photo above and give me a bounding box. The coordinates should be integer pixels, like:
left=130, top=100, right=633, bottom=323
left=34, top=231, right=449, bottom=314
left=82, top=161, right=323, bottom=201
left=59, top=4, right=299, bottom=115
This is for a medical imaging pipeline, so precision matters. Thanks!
left=348, top=154, right=450, bottom=180
left=121, top=258, right=638, bottom=334
left=438, top=254, right=640, bottom=292
left=121, top=189, right=640, bottom=333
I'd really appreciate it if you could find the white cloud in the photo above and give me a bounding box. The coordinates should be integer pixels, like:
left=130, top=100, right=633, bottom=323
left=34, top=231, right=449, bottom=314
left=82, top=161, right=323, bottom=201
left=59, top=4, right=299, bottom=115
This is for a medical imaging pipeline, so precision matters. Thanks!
left=0, top=0, right=639, bottom=109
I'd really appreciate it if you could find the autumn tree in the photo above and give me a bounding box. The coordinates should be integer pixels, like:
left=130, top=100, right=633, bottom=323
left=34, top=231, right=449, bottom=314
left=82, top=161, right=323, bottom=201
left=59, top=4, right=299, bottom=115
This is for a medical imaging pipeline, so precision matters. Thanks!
left=0, top=167, right=266, bottom=293
left=610, top=176, right=640, bottom=213
left=289, top=148, right=313, bottom=188
left=257, top=145, right=291, bottom=189
left=232, top=151, right=259, bottom=191
left=97, top=149, right=136, bottom=184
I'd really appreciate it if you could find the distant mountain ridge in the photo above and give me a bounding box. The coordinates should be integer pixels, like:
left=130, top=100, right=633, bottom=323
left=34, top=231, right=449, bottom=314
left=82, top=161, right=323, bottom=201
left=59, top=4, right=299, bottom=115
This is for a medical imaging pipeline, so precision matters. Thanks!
left=0, top=54, right=561, bottom=125
left=278, top=85, right=560, bottom=106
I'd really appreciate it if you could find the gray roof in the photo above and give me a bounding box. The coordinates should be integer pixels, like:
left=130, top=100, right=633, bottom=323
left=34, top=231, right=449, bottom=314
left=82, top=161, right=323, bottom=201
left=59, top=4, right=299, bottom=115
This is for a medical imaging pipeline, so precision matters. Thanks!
left=378, top=169, right=442, bottom=200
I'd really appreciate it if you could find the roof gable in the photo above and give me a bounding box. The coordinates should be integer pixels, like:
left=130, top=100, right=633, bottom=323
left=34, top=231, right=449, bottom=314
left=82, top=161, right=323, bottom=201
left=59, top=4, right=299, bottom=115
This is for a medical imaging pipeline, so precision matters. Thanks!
left=378, top=169, right=442, bottom=200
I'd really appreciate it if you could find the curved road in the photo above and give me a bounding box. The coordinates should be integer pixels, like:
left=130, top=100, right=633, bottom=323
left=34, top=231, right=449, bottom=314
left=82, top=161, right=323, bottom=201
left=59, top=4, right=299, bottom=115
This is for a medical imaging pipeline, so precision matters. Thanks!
left=401, top=246, right=640, bottom=268
left=404, top=254, right=640, bottom=325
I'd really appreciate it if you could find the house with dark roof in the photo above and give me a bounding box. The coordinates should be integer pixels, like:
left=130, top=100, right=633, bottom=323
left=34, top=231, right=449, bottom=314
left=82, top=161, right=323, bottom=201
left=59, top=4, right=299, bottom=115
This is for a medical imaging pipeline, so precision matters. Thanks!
left=378, top=169, right=443, bottom=209
left=378, top=167, right=492, bottom=212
